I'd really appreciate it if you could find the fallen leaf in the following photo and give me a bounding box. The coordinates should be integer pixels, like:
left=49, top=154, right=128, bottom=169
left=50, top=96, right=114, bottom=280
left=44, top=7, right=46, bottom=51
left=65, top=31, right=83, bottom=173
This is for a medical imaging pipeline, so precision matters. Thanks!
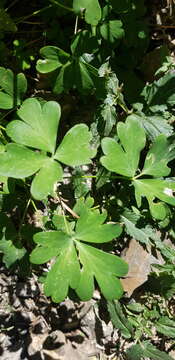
left=121, top=239, right=163, bottom=296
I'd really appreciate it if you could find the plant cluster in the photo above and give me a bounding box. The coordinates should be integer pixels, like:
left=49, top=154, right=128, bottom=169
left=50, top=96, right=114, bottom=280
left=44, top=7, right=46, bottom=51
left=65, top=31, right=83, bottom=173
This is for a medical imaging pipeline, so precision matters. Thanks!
left=0, top=0, right=175, bottom=358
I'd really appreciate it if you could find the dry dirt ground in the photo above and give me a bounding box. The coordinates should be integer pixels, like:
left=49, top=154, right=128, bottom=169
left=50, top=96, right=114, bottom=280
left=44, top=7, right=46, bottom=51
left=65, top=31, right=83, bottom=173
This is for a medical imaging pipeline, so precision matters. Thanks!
left=0, top=265, right=123, bottom=360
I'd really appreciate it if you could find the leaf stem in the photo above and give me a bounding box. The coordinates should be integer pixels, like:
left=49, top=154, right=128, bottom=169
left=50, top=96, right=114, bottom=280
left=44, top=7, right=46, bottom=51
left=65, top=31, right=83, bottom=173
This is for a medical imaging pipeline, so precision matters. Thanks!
left=49, top=0, right=74, bottom=12
left=31, top=199, right=38, bottom=212
left=133, top=172, right=143, bottom=180
left=91, top=25, right=96, bottom=36
left=16, top=5, right=53, bottom=24
left=57, top=194, right=72, bottom=234
left=74, top=15, right=79, bottom=34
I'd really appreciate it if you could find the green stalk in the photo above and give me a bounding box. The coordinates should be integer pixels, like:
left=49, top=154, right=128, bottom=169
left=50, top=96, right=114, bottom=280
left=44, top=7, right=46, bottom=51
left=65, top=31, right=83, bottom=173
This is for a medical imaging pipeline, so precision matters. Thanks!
left=16, top=5, right=53, bottom=24
left=49, top=0, right=74, bottom=12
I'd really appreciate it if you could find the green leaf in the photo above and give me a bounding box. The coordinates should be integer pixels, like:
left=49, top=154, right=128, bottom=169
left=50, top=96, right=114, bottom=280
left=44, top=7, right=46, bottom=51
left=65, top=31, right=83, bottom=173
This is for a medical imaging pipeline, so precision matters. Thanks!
left=44, top=239, right=80, bottom=302
left=31, top=159, right=63, bottom=200
left=36, top=44, right=98, bottom=94
left=36, top=46, right=70, bottom=73
left=30, top=202, right=128, bottom=302
left=0, top=213, right=26, bottom=268
left=76, top=60, right=95, bottom=92
left=107, top=300, right=133, bottom=338
left=101, top=117, right=146, bottom=177
left=149, top=200, right=169, bottom=220
left=141, top=134, right=172, bottom=177
left=55, top=124, right=96, bottom=166
left=128, top=113, right=173, bottom=141
left=133, top=179, right=175, bottom=208
left=76, top=208, right=122, bottom=243
left=73, top=0, right=101, bottom=26
left=7, top=99, right=61, bottom=154
left=121, top=215, right=151, bottom=245
left=71, top=30, right=98, bottom=56
left=31, top=231, right=81, bottom=302
left=100, top=20, right=124, bottom=43
left=126, top=341, right=174, bottom=360
left=0, top=92, right=13, bottom=109
left=100, top=104, right=117, bottom=136
left=0, top=143, right=47, bottom=178
left=53, top=62, right=73, bottom=94
left=155, top=317, right=175, bottom=338
left=0, top=67, right=27, bottom=109
left=142, top=71, right=175, bottom=108
left=0, top=99, right=95, bottom=200
left=76, top=241, right=128, bottom=300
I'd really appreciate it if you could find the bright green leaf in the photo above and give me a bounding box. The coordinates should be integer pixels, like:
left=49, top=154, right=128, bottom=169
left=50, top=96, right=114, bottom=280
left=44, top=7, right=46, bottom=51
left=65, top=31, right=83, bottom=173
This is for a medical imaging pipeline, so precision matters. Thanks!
left=76, top=241, right=128, bottom=300
left=31, top=159, right=63, bottom=200
left=55, top=124, right=96, bottom=166
left=76, top=208, right=122, bottom=243
left=0, top=143, right=47, bottom=178
left=73, top=0, right=101, bottom=26
left=101, top=118, right=146, bottom=177
left=7, top=99, right=61, bottom=154
left=141, top=134, right=172, bottom=177
left=133, top=179, right=175, bottom=208
left=30, top=202, right=127, bottom=302
left=149, top=200, right=168, bottom=220
left=36, top=46, right=70, bottom=73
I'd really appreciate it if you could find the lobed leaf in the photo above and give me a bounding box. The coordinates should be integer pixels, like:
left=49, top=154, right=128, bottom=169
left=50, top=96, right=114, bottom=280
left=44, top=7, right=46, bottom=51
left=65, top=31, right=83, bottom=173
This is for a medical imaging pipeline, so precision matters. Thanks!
left=133, top=179, right=175, bottom=208
left=36, top=46, right=70, bottom=73
left=7, top=99, right=61, bottom=154
left=31, top=159, right=63, bottom=200
left=141, top=134, right=172, bottom=177
left=101, top=118, right=146, bottom=177
left=0, top=143, right=47, bottom=178
left=76, top=241, right=128, bottom=300
left=100, top=20, right=124, bottom=43
left=30, top=202, right=127, bottom=302
left=76, top=208, right=122, bottom=243
left=128, top=113, right=173, bottom=141
left=55, top=124, right=96, bottom=166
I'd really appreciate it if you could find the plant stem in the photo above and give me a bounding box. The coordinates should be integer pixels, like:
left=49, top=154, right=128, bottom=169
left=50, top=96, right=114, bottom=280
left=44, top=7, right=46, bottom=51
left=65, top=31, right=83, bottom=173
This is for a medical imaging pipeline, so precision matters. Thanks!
left=133, top=172, right=144, bottom=180
left=57, top=194, right=71, bottom=234
left=49, top=0, right=74, bottom=12
left=74, top=15, right=79, bottom=34
left=16, top=5, right=53, bottom=24
left=91, top=25, right=96, bottom=36
left=31, top=199, right=38, bottom=212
